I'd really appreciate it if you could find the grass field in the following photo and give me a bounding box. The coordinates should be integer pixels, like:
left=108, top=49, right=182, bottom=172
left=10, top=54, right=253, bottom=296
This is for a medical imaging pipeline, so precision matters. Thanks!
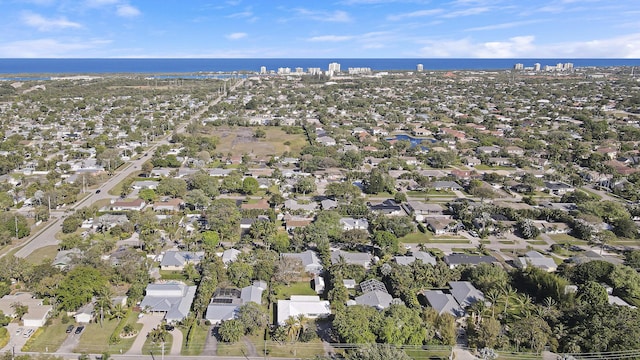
left=181, top=323, right=210, bottom=356
left=23, top=317, right=70, bottom=352
left=24, top=245, right=58, bottom=264
left=266, top=339, right=325, bottom=358
left=75, top=311, right=142, bottom=354
left=548, top=233, right=586, bottom=244
left=212, top=126, right=308, bottom=157
left=400, top=232, right=470, bottom=244
left=273, top=281, right=316, bottom=300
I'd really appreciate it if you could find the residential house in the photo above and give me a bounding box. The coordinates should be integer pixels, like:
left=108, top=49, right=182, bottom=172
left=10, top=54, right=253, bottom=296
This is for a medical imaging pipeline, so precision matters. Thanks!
left=425, top=217, right=457, bottom=235
left=444, top=254, right=499, bottom=269
left=284, top=216, right=314, bottom=233
left=281, top=250, right=323, bottom=274
left=368, top=199, right=406, bottom=216
left=543, top=181, right=574, bottom=195
left=339, top=217, right=369, bottom=231
left=331, top=250, right=373, bottom=268
left=404, top=201, right=444, bottom=221
left=476, top=146, right=501, bottom=155
left=153, top=198, right=184, bottom=212
left=160, top=251, right=205, bottom=271
left=320, top=199, right=339, bottom=210
left=516, top=251, right=557, bottom=272
left=52, top=248, right=82, bottom=269
left=421, top=290, right=464, bottom=317
left=431, top=181, right=463, bottom=191
left=284, top=199, right=317, bottom=213
left=74, top=302, right=94, bottom=324
left=139, top=282, right=197, bottom=323
left=0, top=293, right=52, bottom=327
left=394, top=251, right=437, bottom=266
left=449, top=281, right=485, bottom=308
left=317, top=136, right=337, bottom=146
left=219, top=249, right=242, bottom=266
left=205, top=281, right=266, bottom=324
left=110, top=198, right=146, bottom=211
left=277, top=296, right=331, bottom=325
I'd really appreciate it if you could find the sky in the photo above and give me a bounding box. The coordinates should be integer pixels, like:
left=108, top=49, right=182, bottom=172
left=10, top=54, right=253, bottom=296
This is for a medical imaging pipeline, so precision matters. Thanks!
left=1, top=0, right=640, bottom=58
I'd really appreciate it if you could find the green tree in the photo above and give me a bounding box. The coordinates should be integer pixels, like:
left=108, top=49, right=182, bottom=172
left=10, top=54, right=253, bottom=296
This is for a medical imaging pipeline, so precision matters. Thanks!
left=363, top=168, right=393, bottom=194
left=242, top=177, right=259, bottom=195
left=345, top=344, right=411, bottom=360
left=227, top=261, right=253, bottom=288
left=56, top=266, right=107, bottom=311
left=157, top=177, right=187, bottom=198
left=236, top=302, right=268, bottom=335
left=577, top=281, right=608, bottom=307
left=372, top=231, right=399, bottom=255
left=294, top=177, right=317, bottom=195
left=333, top=305, right=379, bottom=344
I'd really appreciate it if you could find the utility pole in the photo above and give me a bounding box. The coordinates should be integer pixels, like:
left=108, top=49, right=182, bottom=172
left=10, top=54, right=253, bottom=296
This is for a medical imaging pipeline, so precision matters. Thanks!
left=14, top=216, right=18, bottom=238
left=161, top=340, right=165, bottom=360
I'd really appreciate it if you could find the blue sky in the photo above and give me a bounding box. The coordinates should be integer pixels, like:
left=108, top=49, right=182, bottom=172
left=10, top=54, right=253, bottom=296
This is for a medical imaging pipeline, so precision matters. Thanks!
left=1, top=0, right=639, bottom=58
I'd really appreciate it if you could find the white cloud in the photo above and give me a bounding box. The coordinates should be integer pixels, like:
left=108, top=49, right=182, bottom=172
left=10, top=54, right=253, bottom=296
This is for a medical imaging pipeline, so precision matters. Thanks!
left=465, top=20, right=543, bottom=32
left=441, top=6, right=490, bottom=18
left=416, top=33, right=640, bottom=58
left=0, top=38, right=110, bottom=57
left=308, top=35, right=353, bottom=42
left=226, top=32, right=248, bottom=40
left=387, top=9, right=443, bottom=21
left=227, top=11, right=253, bottom=18
left=116, top=4, right=141, bottom=17
left=22, top=12, right=82, bottom=31
left=293, top=8, right=352, bottom=22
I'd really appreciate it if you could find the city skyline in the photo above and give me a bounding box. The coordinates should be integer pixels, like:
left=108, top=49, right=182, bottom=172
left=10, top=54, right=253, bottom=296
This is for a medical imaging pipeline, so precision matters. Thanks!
left=1, top=0, right=639, bottom=58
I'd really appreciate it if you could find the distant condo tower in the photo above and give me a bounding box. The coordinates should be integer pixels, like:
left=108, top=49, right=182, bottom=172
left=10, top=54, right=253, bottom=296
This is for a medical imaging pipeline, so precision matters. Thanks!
left=328, top=62, right=341, bottom=75
left=514, top=63, right=524, bottom=70
left=417, top=64, right=424, bottom=72
left=534, top=63, right=541, bottom=72
left=260, top=66, right=267, bottom=74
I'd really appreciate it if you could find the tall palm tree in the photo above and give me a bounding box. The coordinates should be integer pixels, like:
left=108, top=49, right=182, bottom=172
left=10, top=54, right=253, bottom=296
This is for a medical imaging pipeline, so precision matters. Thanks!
left=485, top=289, right=500, bottom=319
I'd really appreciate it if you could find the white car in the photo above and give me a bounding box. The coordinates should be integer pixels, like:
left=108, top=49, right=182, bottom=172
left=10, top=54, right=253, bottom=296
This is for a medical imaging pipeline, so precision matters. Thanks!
left=23, top=329, right=34, bottom=338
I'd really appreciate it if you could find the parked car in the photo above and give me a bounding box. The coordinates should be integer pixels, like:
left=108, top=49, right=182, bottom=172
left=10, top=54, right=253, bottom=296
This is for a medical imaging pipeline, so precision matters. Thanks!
left=66, top=325, right=74, bottom=333
left=75, top=326, right=84, bottom=335
left=16, top=328, right=23, bottom=335
left=23, top=329, right=34, bottom=338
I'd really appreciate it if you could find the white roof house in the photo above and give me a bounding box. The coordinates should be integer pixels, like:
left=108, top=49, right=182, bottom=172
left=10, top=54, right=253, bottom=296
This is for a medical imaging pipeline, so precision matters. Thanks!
left=139, top=282, right=197, bottom=323
left=516, top=251, right=557, bottom=272
left=277, top=296, right=331, bottom=325
left=0, top=293, right=52, bottom=328
left=339, top=217, right=369, bottom=231
left=281, top=250, right=323, bottom=273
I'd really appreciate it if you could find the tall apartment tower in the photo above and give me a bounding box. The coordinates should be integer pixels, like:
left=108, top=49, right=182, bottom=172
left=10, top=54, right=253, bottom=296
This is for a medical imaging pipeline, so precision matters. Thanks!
left=514, top=63, right=524, bottom=70
left=417, top=64, right=424, bottom=72
left=260, top=66, right=267, bottom=74
left=328, top=62, right=341, bottom=74
left=534, top=63, right=541, bottom=72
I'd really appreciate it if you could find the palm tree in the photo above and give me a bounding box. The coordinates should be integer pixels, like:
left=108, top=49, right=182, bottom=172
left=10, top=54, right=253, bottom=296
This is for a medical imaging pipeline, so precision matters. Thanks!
left=110, top=303, right=127, bottom=320
left=95, top=287, right=114, bottom=327
left=484, top=289, right=500, bottom=319
left=500, top=285, right=518, bottom=317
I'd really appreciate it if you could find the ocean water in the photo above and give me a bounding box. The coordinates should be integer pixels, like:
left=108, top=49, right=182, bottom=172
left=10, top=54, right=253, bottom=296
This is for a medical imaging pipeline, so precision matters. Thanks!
left=0, top=58, right=639, bottom=75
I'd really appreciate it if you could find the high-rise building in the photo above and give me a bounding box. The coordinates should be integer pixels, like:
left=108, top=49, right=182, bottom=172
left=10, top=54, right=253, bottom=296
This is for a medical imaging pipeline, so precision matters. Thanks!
left=514, top=63, right=524, bottom=70
left=417, top=64, right=424, bottom=72
left=260, top=66, right=267, bottom=74
left=534, top=63, right=541, bottom=72
left=564, top=63, right=574, bottom=71
left=307, top=68, right=322, bottom=76
left=295, top=67, right=304, bottom=74
left=328, top=62, right=341, bottom=74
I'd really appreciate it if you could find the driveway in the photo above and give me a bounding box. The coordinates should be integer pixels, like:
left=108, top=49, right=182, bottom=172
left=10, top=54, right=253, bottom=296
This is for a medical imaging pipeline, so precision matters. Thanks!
left=169, top=328, right=182, bottom=355
left=57, top=324, right=83, bottom=354
left=126, top=313, right=164, bottom=355
left=1, top=323, right=37, bottom=353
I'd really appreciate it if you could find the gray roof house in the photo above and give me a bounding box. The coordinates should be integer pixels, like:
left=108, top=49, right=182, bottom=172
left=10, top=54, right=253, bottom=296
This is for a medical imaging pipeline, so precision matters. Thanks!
left=421, top=290, right=464, bottom=317
left=355, top=291, right=393, bottom=310
left=160, top=251, right=205, bottom=271
left=444, top=254, right=499, bottom=269
left=394, top=251, right=437, bottom=266
left=139, top=282, right=197, bottom=323
left=281, top=250, right=323, bottom=273
left=205, top=280, right=266, bottom=325
left=449, top=281, right=485, bottom=308
left=331, top=250, right=373, bottom=268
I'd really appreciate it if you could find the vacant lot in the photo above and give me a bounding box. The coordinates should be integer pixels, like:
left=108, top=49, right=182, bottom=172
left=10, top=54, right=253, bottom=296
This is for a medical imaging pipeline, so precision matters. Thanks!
left=211, top=126, right=307, bottom=157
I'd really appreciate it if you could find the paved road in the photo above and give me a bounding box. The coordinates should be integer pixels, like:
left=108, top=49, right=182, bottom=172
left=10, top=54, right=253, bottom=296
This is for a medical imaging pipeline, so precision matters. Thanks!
left=14, top=79, right=245, bottom=259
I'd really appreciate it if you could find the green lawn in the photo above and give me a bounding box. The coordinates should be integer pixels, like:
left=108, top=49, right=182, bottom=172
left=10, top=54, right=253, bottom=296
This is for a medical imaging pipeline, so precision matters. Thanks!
left=273, top=281, right=316, bottom=300
left=266, top=339, right=325, bottom=358
left=526, top=240, right=548, bottom=246
left=24, top=245, right=59, bottom=264
left=548, top=233, right=586, bottom=244
left=216, top=340, right=251, bottom=357
left=23, top=317, right=70, bottom=352
left=181, top=323, right=210, bottom=356
left=400, top=232, right=469, bottom=244
left=75, top=311, right=142, bottom=354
